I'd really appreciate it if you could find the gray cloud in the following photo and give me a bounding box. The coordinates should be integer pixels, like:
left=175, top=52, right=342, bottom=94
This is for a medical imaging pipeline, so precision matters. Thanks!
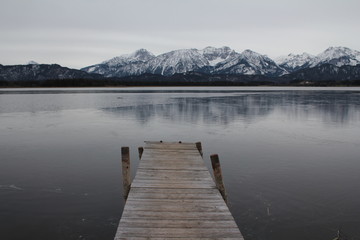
left=1, top=0, right=360, bottom=69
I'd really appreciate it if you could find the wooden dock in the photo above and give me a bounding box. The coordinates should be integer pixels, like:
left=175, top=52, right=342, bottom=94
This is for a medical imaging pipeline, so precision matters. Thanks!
left=114, top=141, right=244, bottom=239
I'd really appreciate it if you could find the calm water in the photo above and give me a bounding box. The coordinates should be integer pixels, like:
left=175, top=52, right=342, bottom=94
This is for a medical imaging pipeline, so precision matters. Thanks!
left=1, top=87, right=360, bottom=240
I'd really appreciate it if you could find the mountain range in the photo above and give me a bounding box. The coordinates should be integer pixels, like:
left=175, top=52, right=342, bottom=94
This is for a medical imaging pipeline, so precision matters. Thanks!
left=1, top=46, right=360, bottom=85
left=81, top=46, right=360, bottom=78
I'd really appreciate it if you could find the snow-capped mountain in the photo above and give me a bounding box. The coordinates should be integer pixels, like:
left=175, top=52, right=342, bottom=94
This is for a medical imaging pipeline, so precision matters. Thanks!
left=275, top=53, right=316, bottom=72
left=312, top=46, right=360, bottom=67
left=200, top=46, right=237, bottom=66
left=81, top=49, right=155, bottom=77
left=145, top=47, right=240, bottom=75
left=82, top=47, right=286, bottom=77
left=81, top=46, right=360, bottom=77
left=213, top=49, right=287, bottom=76
left=103, top=48, right=155, bottom=66
left=143, top=48, right=209, bottom=76
left=276, top=47, right=360, bottom=72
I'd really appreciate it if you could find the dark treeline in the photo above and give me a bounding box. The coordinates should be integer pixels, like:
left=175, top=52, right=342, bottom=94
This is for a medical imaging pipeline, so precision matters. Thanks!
left=1, top=73, right=360, bottom=88
left=0, top=79, right=275, bottom=87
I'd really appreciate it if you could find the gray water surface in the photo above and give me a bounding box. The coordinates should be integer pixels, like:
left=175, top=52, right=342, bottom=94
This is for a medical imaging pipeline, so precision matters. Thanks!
left=1, top=87, right=360, bottom=240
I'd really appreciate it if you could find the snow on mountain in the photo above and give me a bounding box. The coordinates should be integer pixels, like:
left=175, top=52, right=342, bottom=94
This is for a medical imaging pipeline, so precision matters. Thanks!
left=276, top=47, right=360, bottom=73
left=144, top=48, right=209, bottom=76
left=81, top=49, right=155, bottom=77
left=81, top=47, right=288, bottom=77
left=312, top=46, right=360, bottom=67
left=214, top=49, right=287, bottom=76
left=5, top=46, right=360, bottom=83
left=81, top=46, right=360, bottom=77
left=275, top=53, right=316, bottom=72
left=200, top=46, right=237, bottom=66
left=103, top=48, right=155, bottom=67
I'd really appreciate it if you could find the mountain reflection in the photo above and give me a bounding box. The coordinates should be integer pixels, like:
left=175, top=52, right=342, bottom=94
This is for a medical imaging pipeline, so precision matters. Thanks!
left=102, top=91, right=360, bottom=126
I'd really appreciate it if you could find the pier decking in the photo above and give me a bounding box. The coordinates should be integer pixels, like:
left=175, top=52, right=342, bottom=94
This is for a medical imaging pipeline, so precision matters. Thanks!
left=114, top=141, right=243, bottom=239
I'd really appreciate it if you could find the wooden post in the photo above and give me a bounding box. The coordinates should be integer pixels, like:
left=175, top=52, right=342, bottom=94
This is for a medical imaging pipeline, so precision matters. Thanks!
left=195, top=142, right=203, bottom=157
left=210, top=154, right=227, bottom=203
left=138, top=147, right=144, bottom=160
left=121, top=147, right=131, bottom=200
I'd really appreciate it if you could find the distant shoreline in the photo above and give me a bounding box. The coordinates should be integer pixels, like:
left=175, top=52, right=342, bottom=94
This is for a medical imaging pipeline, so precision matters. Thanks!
left=1, top=82, right=360, bottom=88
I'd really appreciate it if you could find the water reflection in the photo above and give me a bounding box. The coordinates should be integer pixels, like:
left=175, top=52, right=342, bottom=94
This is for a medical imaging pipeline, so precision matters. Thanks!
left=103, top=91, right=360, bottom=126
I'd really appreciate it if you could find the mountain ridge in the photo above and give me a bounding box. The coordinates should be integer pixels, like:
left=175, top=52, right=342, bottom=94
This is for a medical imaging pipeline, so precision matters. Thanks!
left=275, top=46, right=360, bottom=72
left=81, top=46, right=360, bottom=78
left=0, top=64, right=101, bottom=82
left=1, top=46, right=360, bottom=85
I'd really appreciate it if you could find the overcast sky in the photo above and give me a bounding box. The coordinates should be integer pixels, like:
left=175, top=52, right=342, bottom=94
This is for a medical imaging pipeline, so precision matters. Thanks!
left=1, top=0, right=360, bottom=69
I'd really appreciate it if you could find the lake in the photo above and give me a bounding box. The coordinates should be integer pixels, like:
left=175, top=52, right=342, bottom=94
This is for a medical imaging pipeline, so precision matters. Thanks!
left=1, top=87, right=360, bottom=240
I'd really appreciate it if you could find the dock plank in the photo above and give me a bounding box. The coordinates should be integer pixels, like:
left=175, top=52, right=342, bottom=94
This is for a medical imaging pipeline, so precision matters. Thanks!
left=116, top=227, right=242, bottom=238
left=118, top=219, right=239, bottom=229
left=114, top=142, right=243, bottom=239
left=121, top=210, right=235, bottom=220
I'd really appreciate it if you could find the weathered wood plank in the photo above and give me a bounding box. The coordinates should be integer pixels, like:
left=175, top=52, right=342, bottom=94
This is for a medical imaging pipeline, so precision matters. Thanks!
left=140, top=155, right=202, bottom=161
left=138, top=160, right=207, bottom=168
left=142, top=150, right=199, bottom=155
left=139, top=157, right=205, bottom=162
left=116, top=238, right=243, bottom=240
left=122, top=198, right=225, bottom=204
left=116, top=227, right=242, bottom=238
left=128, top=187, right=220, bottom=195
left=126, top=187, right=224, bottom=200
left=137, top=166, right=209, bottom=171
left=126, top=193, right=223, bottom=200
left=126, top=192, right=222, bottom=200
left=138, top=159, right=206, bottom=165
left=135, top=169, right=212, bottom=179
left=134, top=176, right=214, bottom=181
left=118, top=219, right=239, bottom=229
left=131, top=182, right=216, bottom=189
left=132, top=178, right=215, bottom=185
left=145, top=142, right=197, bottom=147
left=124, top=203, right=229, bottom=212
left=144, top=145, right=198, bottom=150
left=121, top=210, right=235, bottom=220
